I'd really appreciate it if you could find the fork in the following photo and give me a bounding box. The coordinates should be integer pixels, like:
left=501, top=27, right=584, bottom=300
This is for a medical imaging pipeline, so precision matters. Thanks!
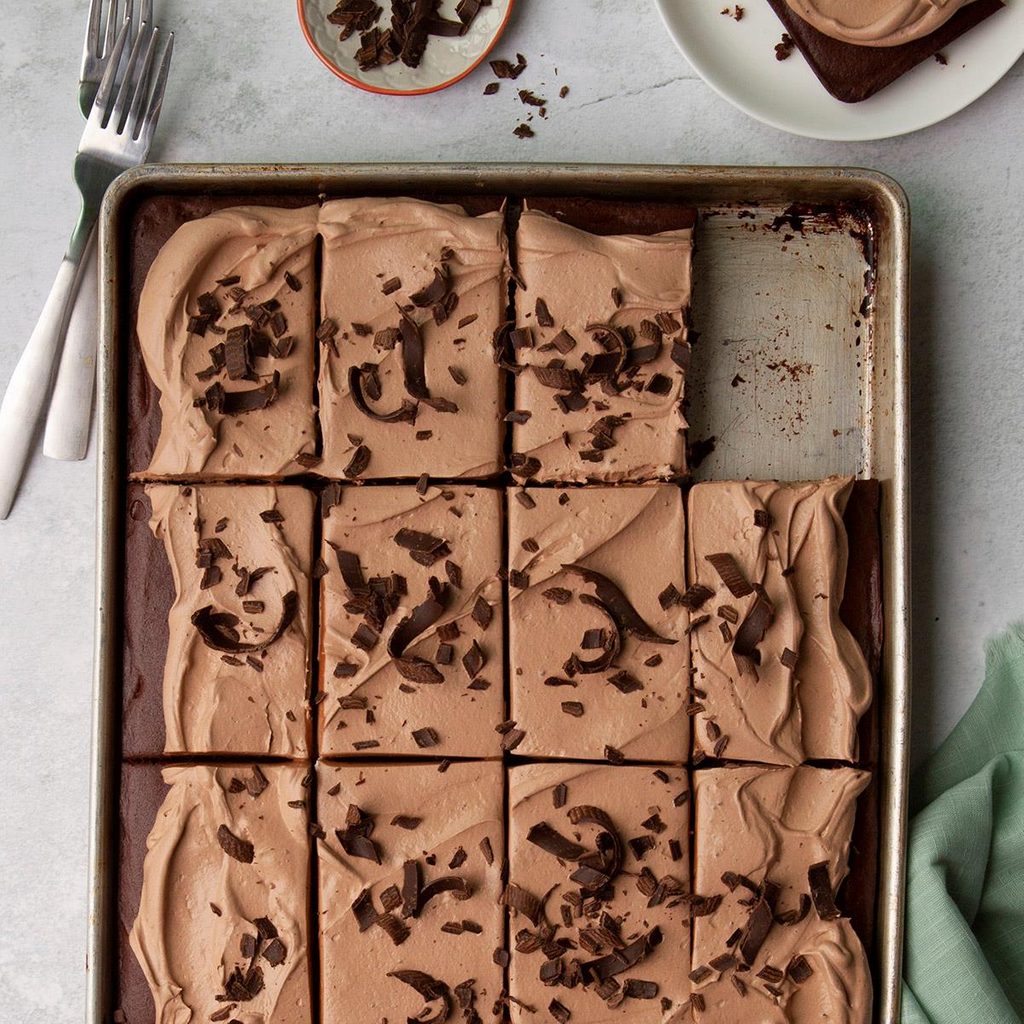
left=0, top=17, right=173, bottom=519
left=43, top=0, right=154, bottom=462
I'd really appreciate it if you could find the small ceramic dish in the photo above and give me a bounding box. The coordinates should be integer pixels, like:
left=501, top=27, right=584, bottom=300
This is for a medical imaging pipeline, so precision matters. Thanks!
left=299, top=0, right=515, bottom=96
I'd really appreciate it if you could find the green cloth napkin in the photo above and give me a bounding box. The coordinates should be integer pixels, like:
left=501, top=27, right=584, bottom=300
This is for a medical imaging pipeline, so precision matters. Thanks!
left=902, top=624, right=1024, bottom=1024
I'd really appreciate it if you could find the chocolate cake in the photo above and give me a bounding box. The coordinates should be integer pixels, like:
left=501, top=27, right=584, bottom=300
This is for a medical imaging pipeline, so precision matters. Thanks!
left=317, top=761, right=505, bottom=1024
left=319, top=483, right=505, bottom=758
left=318, top=197, right=509, bottom=480
left=690, top=765, right=872, bottom=1023
left=117, top=193, right=884, bottom=1024
left=507, top=484, right=690, bottom=762
left=509, top=207, right=693, bottom=483
left=122, top=482, right=315, bottom=758
left=766, top=0, right=1005, bottom=103
left=120, top=762, right=312, bottom=1024
left=507, top=763, right=692, bottom=1023
left=687, top=476, right=873, bottom=765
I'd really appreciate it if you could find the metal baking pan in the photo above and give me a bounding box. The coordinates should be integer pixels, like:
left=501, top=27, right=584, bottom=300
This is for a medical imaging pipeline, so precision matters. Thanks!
left=88, top=163, right=910, bottom=1024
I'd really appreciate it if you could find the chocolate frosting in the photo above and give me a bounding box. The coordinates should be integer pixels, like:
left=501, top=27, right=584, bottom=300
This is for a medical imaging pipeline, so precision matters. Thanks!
left=129, top=763, right=311, bottom=1023
left=785, top=0, right=979, bottom=46
left=318, top=761, right=504, bottom=1024
left=509, top=763, right=691, bottom=1023
left=137, top=205, right=319, bottom=477
left=508, top=485, right=689, bottom=762
left=146, top=484, right=313, bottom=756
left=318, top=197, right=509, bottom=479
left=691, top=765, right=872, bottom=1024
left=687, top=477, right=872, bottom=764
left=511, top=209, right=692, bottom=483
left=320, top=484, right=504, bottom=757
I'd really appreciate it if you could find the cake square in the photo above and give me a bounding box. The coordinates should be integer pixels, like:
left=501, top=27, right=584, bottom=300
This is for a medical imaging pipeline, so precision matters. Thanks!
left=766, top=0, right=1005, bottom=104
left=687, top=476, right=872, bottom=765
left=319, top=483, right=504, bottom=757
left=317, top=197, right=508, bottom=480
left=508, top=485, right=689, bottom=762
left=125, top=763, right=312, bottom=1023
left=507, top=763, right=691, bottom=1023
left=123, top=483, right=314, bottom=757
left=317, top=761, right=505, bottom=1024
left=137, top=204, right=320, bottom=477
left=690, top=765, right=871, bottom=1023
left=508, top=208, right=693, bottom=483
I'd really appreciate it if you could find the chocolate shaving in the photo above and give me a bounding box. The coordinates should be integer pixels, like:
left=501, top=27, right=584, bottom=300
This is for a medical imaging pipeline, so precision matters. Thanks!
left=504, top=883, right=544, bottom=925
left=402, top=859, right=422, bottom=917
left=808, top=862, right=841, bottom=920
left=396, top=657, right=445, bottom=684
left=376, top=912, right=410, bottom=946
left=787, top=954, right=814, bottom=983
left=562, top=564, right=676, bottom=645
left=352, top=889, right=378, bottom=931
left=732, top=585, right=774, bottom=666
left=399, top=314, right=431, bottom=400
left=705, top=553, right=753, bottom=598
left=192, top=592, right=298, bottom=654
left=738, top=888, right=776, bottom=964
left=344, top=445, right=371, bottom=479
left=527, top=822, right=588, bottom=861
left=412, top=726, right=440, bottom=748
left=387, top=584, right=450, bottom=657
left=421, top=875, right=473, bottom=909
left=217, top=824, right=254, bottom=863
left=349, top=365, right=418, bottom=423
left=565, top=594, right=620, bottom=674
left=387, top=970, right=451, bottom=1024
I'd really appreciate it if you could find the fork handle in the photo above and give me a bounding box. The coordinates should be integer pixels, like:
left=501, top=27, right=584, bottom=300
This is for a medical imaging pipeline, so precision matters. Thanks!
left=0, top=257, right=82, bottom=518
left=43, top=238, right=99, bottom=461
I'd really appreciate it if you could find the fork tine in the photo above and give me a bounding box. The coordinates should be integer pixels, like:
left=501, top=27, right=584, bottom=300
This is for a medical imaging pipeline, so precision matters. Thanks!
left=101, top=0, right=121, bottom=59
left=125, top=27, right=160, bottom=140
left=140, top=0, right=154, bottom=27
left=84, top=0, right=104, bottom=59
left=109, top=23, right=151, bottom=131
left=140, top=32, right=174, bottom=139
left=91, top=18, right=131, bottom=120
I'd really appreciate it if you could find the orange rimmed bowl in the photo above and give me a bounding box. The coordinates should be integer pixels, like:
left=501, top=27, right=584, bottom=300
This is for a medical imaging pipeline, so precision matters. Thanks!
left=298, top=0, right=516, bottom=96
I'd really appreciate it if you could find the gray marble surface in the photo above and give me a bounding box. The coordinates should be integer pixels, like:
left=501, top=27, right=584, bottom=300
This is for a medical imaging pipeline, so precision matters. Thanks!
left=0, top=1, right=1021, bottom=1018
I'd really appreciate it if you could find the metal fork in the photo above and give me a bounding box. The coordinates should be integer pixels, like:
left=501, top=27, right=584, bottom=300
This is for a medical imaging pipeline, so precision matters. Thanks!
left=0, top=17, right=173, bottom=518
left=43, top=0, right=154, bottom=462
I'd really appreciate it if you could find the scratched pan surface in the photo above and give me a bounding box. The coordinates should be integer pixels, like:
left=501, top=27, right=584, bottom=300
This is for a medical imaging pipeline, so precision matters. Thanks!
left=89, top=164, right=910, bottom=1024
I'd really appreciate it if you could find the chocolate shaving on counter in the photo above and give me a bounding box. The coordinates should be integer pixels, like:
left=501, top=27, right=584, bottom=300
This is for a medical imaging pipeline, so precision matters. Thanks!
left=349, top=365, right=418, bottom=423
left=732, top=585, right=774, bottom=666
left=490, top=53, right=527, bottom=79
left=192, top=591, right=299, bottom=654
left=808, top=862, right=841, bottom=920
left=217, top=824, right=255, bottom=863
left=387, top=970, right=452, bottom=1024
left=704, top=552, right=753, bottom=598
left=527, top=822, right=588, bottom=861
left=562, top=564, right=676, bottom=645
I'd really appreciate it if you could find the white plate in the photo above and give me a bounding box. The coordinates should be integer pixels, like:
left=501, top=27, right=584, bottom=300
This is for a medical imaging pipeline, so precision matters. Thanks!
left=654, top=0, right=1024, bottom=141
left=300, top=0, right=514, bottom=95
